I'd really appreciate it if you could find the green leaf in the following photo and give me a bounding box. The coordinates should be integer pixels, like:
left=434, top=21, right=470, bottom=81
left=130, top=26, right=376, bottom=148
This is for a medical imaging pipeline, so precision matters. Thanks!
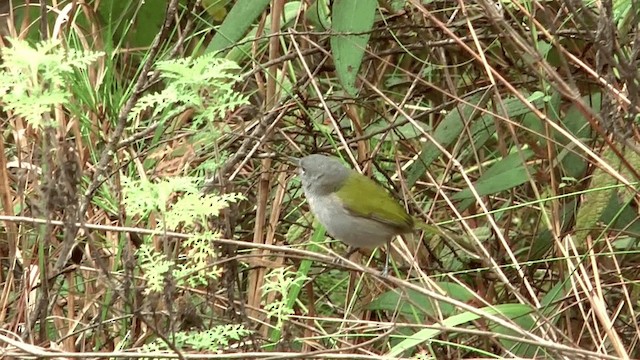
left=457, top=114, right=494, bottom=161
left=224, top=2, right=303, bottom=63
left=508, top=91, right=546, bottom=117
left=97, top=0, right=166, bottom=49
left=208, top=0, right=271, bottom=55
left=306, top=0, right=331, bottom=30
left=458, top=94, right=545, bottom=162
left=365, top=119, right=431, bottom=141
left=388, top=303, right=536, bottom=357
left=330, top=0, right=377, bottom=96
left=452, top=149, right=535, bottom=200
left=407, top=92, right=546, bottom=187
left=406, top=92, right=491, bottom=187
left=599, top=187, right=640, bottom=236
left=529, top=199, right=578, bottom=260
left=555, top=93, right=596, bottom=179
left=487, top=304, right=539, bottom=357
left=368, top=282, right=475, bottom=319
left=202, top=0, right=232, bottom=21
left=574, top=147, right=619, bottom=247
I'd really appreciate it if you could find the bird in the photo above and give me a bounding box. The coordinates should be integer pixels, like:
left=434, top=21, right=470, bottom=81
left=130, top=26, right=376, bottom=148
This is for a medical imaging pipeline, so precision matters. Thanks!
left=295, top=154, right=414, bottom=274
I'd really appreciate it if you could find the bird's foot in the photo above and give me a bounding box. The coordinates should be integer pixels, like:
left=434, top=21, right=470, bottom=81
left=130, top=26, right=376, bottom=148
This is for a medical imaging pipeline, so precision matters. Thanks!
left=381, top=264, right=389, bottom=277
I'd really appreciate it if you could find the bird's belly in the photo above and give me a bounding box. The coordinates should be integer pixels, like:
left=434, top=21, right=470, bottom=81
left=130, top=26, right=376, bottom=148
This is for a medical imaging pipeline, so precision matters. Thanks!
left=307, top=194, right=396, bottom=248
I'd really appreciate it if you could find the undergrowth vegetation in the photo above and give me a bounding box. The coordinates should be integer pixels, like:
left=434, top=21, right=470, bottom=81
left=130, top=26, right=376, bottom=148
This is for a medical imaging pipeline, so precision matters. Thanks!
left=0, top=0, right=639, bottom=359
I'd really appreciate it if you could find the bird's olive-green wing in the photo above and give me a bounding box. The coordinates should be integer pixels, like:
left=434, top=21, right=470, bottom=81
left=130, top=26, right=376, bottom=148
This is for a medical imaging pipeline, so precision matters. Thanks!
left=335, top=171, right=413, bottom=231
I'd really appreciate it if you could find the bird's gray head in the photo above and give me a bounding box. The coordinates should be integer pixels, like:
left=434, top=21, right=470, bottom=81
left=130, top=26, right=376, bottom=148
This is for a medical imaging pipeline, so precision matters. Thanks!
left=297, top=154, right=351, bottom=196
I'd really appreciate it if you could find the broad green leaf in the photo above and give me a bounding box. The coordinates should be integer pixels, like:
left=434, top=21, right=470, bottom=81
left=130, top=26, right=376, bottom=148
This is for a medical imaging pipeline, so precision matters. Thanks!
left=368, top=282, right=475, bottom=319
left=459, top=94, right=546, bottom=162
left=457, top=114, right=494, bottom=161
left=407, top=92, right=491, bottom=187
left=365, top=120, right=431, bottom=141
left=98, top=0, right=167, bottom=48
left=208, top=0, right=271, bottom=55
left=202, top=0, right=231, bottom=21
left=540, top=280, right=570, bottom=311
left=574, top=148, right=616, bottom=248
left=408, top=92, right=546, bottom=187
left=528, top=198, right=578, bottom=260
left=330, top=0, right=377, bottom=96
left=306, top=0, right=331, bottom=30
left=555, top=93, right=595, bottom=179
left=452, top=148, right=535, bottom=200
left=135, top=0, right=168, bottom=46
left=224, top=2, right=303, bottom=63
left=576, top=138, right=640, bottom=248
left=601, top=189, right=640, bottom=237
left=614, top=0, right=640, bottom=37
left=388, top=303, right=536, bottom=357
left=488, top=304, right=540, bottom=357
left=505, top=92, right=546, bottom=117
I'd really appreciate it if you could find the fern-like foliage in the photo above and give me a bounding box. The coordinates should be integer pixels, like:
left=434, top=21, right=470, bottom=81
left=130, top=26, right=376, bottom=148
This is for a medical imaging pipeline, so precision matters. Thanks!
left=136, top=244, right=173, bottom=294
left=142, top=324, right=252, bottom=355
left=173, top=231, right=224, bottom=288
left=128, top=52, right=249, bottom=127
left=120, top=53, right=252, bottom=354
left=262, top=267, right=309, bottom=331
left=122, top=176, right=243, bottom=231
left=0, top=38, right=103, bottom=127
left=122, top=176, right=243, bottom=289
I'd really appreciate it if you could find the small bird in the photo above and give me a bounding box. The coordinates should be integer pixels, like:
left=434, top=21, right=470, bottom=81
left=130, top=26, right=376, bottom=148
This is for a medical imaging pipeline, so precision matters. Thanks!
left=295, top=154, right=414, bottom=275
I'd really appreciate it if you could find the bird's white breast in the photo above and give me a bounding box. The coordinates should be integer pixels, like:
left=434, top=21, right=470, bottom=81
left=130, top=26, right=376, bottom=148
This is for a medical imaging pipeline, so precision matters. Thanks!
left=306, top=193, right=396, bottom=248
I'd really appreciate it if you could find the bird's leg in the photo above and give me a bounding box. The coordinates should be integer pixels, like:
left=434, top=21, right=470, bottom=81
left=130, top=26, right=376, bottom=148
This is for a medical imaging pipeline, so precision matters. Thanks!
left=382, top=239, right=391, bottom=276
